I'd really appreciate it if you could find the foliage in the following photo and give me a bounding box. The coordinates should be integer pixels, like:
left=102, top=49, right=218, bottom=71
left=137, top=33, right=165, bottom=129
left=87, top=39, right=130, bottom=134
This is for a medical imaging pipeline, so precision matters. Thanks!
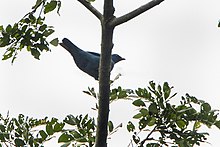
left=0, top=0, right=61, bottom=63
left=126, top=81, right=220, bottom=147
left=59, top=114, right=96, bottom=147
left=0, top=113, right=50, bottom=147
left=0, top=82, right=219, bottom=146
left=0, top=113, right=95, bottom=147
left=84, top=81, right=220, bottom=147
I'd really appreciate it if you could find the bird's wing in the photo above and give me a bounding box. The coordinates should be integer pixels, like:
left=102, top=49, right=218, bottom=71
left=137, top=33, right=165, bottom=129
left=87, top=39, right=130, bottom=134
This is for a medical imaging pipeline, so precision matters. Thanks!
left=78, top=53, right=100, bottom=80
left=88, top=51, right=116, bottom=72
left=87, top=51, right=100, bottom=57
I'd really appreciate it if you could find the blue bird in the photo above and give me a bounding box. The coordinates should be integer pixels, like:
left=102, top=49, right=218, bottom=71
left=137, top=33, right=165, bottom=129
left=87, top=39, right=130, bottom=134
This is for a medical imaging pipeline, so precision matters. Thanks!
left=60, top=38, right=125, bottom=80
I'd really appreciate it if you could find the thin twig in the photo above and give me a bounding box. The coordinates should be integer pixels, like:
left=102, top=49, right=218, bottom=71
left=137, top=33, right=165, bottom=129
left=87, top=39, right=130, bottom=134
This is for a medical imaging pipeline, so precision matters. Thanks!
left=35, top=1, right=45, bottom=28
left=77, top=0, right=103, bottom=21
left=109, top=0, right=164, bottom=27
left=139, top=125, right=157, bottom=146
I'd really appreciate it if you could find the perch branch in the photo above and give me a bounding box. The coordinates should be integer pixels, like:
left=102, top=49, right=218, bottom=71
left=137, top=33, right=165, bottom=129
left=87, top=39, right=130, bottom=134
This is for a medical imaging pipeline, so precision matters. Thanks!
left=77, top=0, right=103, bottom=21
left=109, top=0, right=164, bottom=27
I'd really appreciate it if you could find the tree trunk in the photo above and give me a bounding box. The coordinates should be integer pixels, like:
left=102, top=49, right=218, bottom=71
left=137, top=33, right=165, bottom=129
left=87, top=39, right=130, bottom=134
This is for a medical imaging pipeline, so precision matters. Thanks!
left=94, top=0, right=165, bottom=146
left=95, top=0, right=114, bottom=147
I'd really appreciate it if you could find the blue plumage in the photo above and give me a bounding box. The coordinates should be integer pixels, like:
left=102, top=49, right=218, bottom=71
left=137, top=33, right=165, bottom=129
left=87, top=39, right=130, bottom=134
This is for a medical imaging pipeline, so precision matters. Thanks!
left=60, top=38, right=125, bottom=80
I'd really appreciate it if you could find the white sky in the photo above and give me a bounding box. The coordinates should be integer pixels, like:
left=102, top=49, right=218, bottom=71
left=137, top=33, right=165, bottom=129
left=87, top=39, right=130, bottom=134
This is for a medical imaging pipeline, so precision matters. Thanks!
left=1, top=0, right=220, bottom=146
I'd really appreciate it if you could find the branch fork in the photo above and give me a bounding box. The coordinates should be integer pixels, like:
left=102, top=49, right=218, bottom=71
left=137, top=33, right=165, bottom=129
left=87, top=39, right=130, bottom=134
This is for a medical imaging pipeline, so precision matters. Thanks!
left=77, top=0, right=164, bottom=26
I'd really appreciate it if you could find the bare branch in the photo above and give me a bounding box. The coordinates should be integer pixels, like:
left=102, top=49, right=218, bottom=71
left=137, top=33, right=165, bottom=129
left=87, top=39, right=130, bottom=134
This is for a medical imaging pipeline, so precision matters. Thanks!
left=139, top=126, right=157, bottom=146
left=77, top=0, right=103, bottom=21
left=109, top=0, right=164, bottom=27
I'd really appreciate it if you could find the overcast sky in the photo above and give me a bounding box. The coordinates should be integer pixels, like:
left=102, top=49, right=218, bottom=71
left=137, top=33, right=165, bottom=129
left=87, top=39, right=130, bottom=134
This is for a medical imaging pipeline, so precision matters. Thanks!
left=1, top=0, right=220, bottom=146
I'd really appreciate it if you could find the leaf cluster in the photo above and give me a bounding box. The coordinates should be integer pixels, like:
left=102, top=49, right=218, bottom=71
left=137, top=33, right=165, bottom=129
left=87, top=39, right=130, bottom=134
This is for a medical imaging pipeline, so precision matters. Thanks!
left=0, top=0, right=60, bottom=63
left=83, top=81, right=220, bottom=147
left=0, top=113, right=49, bottom=147
left=0, top=81, right=219, bottom=147
left=0, top=113, right=96, bottom=147
left=126, top=81, right=220, bottom=147
left=59, top=114, right=96, bottom=147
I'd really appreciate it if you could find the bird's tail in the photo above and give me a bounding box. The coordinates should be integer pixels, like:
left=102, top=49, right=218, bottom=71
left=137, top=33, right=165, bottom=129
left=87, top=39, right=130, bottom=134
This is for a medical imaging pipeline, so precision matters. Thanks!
left=60, top=38, right=81, bottom=54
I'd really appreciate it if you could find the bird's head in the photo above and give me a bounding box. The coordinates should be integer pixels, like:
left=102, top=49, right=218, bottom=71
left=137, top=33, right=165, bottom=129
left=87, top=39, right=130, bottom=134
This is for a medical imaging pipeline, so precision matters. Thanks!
left=112, top=54, right=125, bottom=64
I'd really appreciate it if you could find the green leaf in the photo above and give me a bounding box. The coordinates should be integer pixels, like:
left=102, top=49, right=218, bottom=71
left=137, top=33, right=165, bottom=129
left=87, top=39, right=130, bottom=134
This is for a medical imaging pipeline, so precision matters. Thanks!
left=46, top=123, right=54, bottom=135
left=148, top=117, right=156, bottom=126
left=76, top=137, right=87, bottom=142
left=157, top=85, right=162, bottom=94
left=64, top=115, right=76, bottom=126
left=118, top=90, right=128, bottom=98
left=0, top=25, right=4, bottom=33
left=39, top=130, right=48, bottom=140
left=81, top=114, right=88, bottom=126
left=35, top=43, right=49, bottom=51
left=21, top=25, right=28, bottom=33
left=30, top=48, right=41, bottom=60
left=176, top=120, right=186, bottom=129
left=149, top=103, right=158, bottom=114
left=0, top=125, right=5, bottom=132
left=132, top=99, right=145, bottom=107
left=72, top=131, right=82, bottom=138
left=79, top=129, right=86, bottom=136
left=24, top=18, right=31, bottom=23
left=214, top=120, right=220, bottom=129
left=193, top=121, right=201, bottom=130
left=139, top=119, right=147, bottom=129
left=29, top=14, right=36, bottom=24
left=2, top=48, right=14, bottom=60
left=37, top=16, right=45, bottom=25
left=6, top=24, right=12, bottom=33
left=108, top=121, right=114, bottom=132
left=140, top=88, right=151, bottom=100
left=163, top=82, right=171, bottom=99
left=133, top=113, right=142, bottom=119
left=54, top=122, right=64, bottom=132
left=39, top=24, right=47, bottom=32
left=201, top=103, right=211, bottom=112
left=14, top=138, right=25, bottom=146
left=127, top=121, right=135, bottom=132
left=50, top=38, right=59, bottom=46
left=0, top=35, right=10, bottom=47
left=140, top=108, right=149, bottom=116
left=44, top=1, right=57, bottom=14
left=58, top=133, right=74, bottom=143
left=43, top=28, right=54, bottom=37
left=149, top=81, right=156, bottom=90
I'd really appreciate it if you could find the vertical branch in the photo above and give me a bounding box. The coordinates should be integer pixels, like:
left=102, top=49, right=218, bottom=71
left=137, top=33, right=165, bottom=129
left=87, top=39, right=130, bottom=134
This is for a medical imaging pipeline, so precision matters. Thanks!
left=95, top=0, right=115, bottom=147
left=76, top=0, right=166, bottom=147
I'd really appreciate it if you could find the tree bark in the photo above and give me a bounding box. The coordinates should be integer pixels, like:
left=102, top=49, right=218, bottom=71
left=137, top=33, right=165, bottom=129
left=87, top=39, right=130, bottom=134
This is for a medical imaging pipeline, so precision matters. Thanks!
left=95, top=0, right=114, bottom=147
